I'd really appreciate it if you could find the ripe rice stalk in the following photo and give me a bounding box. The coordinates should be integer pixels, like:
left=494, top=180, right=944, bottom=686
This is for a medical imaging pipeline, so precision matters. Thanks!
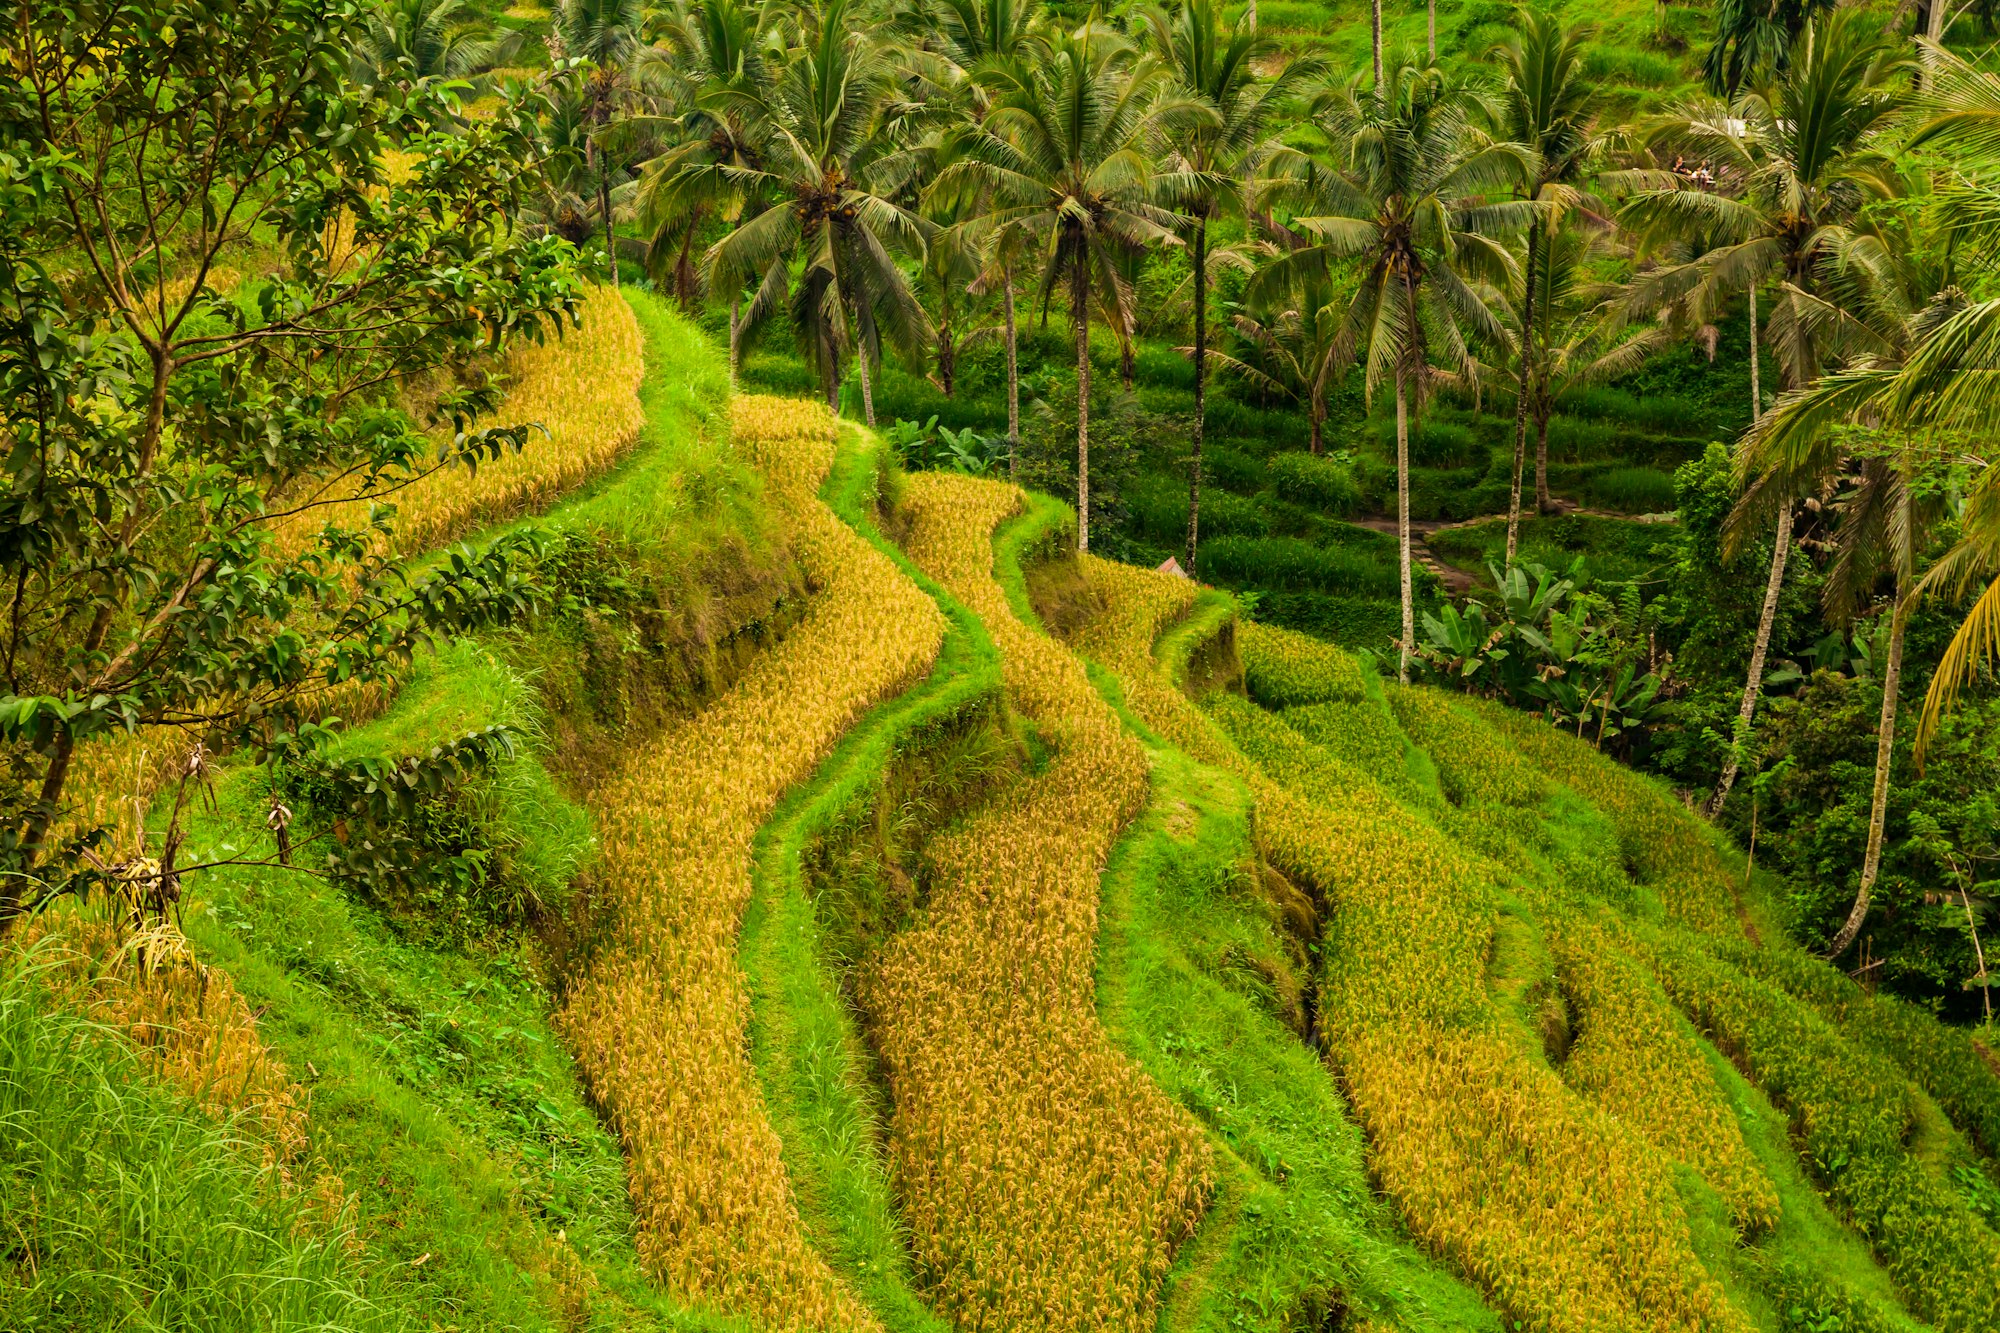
left=866, top=477, right=1211, bottom=1333
left=1071, top=560, right=1750, bottom=1333
left=558, top=396, right=943, bottom=1330
left=274, top=283, right=644, bottom=559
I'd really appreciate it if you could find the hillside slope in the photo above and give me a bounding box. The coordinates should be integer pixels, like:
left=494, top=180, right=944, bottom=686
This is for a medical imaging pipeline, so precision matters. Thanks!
left=11, top=301, right=2000, bottom=1333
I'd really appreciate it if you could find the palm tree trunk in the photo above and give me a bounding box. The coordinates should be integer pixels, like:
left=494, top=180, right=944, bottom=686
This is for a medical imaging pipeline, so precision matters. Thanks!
left=1506, top=219, right=1540, bottom=567
left=1705, top=503, right=1792, bottom=817
left=1187, top=216, right=1207, bottom=574
left=1827, top=596, right=1906, bottom=960
left=1372, top=0, right=1384, bottom=85
left=1310, top=409, right=1322, bottom=456
left=1396, top=369, right=1413, bottom=684
left=1248, top=0, right=1257, bottom=29
left=598, top=168, right=618, bottom=288
left=1004, top=262, right=1020, bottom=480
left=1075, top=262, right=1092, bottom=553
left=1428, top=0, right=1436, bottom=60
left=856, top=330, right=877, bottom=429
left=1747, top=284, right=1760, bottom=422
left=1534, top=408, right=1552, bottom=515
left=728, top=296, right=741, bottom=392
left=1705, top=289, right=1777, bottom=818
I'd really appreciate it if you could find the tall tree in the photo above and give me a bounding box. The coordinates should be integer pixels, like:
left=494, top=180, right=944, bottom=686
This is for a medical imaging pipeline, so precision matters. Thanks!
left=1491, top=10, right=1601, bottom=566
left=1621, top=11, right=1905, bottom=814
left=628, top=0, right=771, bottom=372
left=1145, top=0, right=1309, bottom=573
left=1207, top=269, right=1345, bottom=456
left=1703, top=0, right=1835, bottom=95
left=348, top=0, right=524, bottom=90
left=0, top=0, right=583, bottom=925
left=703, top=0, right=934, bottom=423
left=557, top=0, right=645, bottom=285
left=1256, top=62, right=1527, bottom=679
left=937, top=25, right=1196, bottom=550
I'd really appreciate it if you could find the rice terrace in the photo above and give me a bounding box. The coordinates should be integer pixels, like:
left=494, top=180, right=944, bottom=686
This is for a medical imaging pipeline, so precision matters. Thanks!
left=9, top=0, right=2000, bottom=1328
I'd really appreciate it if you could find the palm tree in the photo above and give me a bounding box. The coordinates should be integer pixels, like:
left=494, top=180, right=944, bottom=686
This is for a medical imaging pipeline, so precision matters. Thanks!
left=1145, top=0, right=1309, bottom=573
left=926, top=0, right=1048, bottom=474
left=627, top=0, right=771, bottom=370
left=1703, top=0, right=1834, bottom=95
left=1207, top=268, right=1345, bottom=455
left=1511, top=226, right=1672, bottom=513
left=1491, top=10, right=1602, bottom=566
left=348, top=0, right=523, bottom=91
left=935, top=25, right=1195, bottom=550
left=1737, top=313, right=1957, bottom=961
left=556, top=0, right=647, bottom=285
left=1619, top=11, right=1905, bottom=814
left=704, top=0, right=933, bottom=423
left=1255, top=62, right=1528, bottom=680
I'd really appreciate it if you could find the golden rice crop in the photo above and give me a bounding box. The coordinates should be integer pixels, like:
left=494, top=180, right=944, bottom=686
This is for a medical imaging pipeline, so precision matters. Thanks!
left=1238, top=621, right=1367, bottom=708
left=276, top=283, right=644, bottom=558
left=558, top=396, right=942, bottom=1330
left=1547, top=916, right=1779, bottom=1234
left=1073, top=560, right=1748, bottom=1333
left=867, top=478, right=1211, bottom=1333
left=1384, top=686, right=1549, bottom=810
left=1476, top=700, right=1742, bottom=936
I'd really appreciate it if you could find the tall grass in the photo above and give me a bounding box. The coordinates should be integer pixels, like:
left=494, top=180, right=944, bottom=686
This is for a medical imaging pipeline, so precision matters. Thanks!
left=559, top=396, right=944, bottom=1329
left=868, top=478, right=1211, bottom=1333
left=0, top=946, right=403, bottom=1333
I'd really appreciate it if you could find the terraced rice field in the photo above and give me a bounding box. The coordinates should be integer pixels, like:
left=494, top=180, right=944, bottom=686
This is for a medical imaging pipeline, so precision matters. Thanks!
left=867, top=477, right=1211, bottom=1333
left=557, top=396, right=944, bottom=1329
left=1074, top=565, right=1753, bottom=1333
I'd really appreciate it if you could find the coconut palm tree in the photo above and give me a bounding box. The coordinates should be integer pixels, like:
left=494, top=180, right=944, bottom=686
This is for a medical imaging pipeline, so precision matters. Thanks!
left=1619, top=10, right=1905, bottom=814
left=703, top=0, right=933, bottom=422
left=556, top=0, right=646, bottom=284
left=349, top=0, right=524, bottom=91
left=1207, top=268, right=1345, bottom=455
left=932, top=24, right=1197, bottom=550
left=627, top=0, right=771, bottom=368
left=1145, top=0, right=1313, bottom=572
left=1255, top=61, right=1528, bottom=680
left=1491, top=9, right=1603, bottom=565
left=1510, top=225, right=1672, bottom=512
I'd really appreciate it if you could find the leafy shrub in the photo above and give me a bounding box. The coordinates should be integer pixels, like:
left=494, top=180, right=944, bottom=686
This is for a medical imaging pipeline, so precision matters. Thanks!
left=1267, top=451, right=1360, bottom=516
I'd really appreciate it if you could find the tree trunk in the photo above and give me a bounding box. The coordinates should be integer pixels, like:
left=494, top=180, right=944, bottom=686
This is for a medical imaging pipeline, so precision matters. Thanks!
left=1075, top=263, right=1092, bottom=553
left=1704, top=291, right=1777, bottom=818
left=939, top=319, right=956, bottom=398
left=1004, top=263, right=1020, bottom=480
left=1428, top=0, right=1436, bottom=59
left=1372, top=0, right=1384, bottom=85
left=1747, top=284, right=1761, bottom=423
left=1705, top=502, right=1793, bottom=817
left=1310, top=409, right=1322, bottom=456
left=1534, top=408, right=1552, bottom=515
left=1397, top=370, right=1413, bottom=684
left=856, top=328, right=877, bottom=429
left=1, top=731, right=78, bottom=932
left=1248, top=0, right=1257, bottom=30
left=1826, top=596, right=1906, bottom=960
left=1507, top=219, right=1540, bottom=567
left=728, top=296, right=741, bottom=392
left=598, top=163, right=618, bottom=288
left=1919, top=0, right=1945, bottom=88
left=1187, top=216, right=1207, bottom=574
